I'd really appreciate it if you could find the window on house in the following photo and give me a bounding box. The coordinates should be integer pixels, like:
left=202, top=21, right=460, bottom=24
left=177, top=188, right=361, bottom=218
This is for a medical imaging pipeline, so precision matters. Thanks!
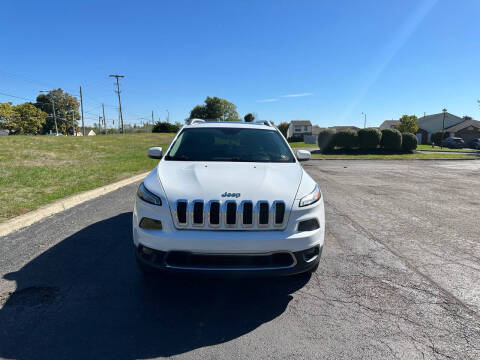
left=304, top=126, right=308, bottom=131
left=295, top=127, right=301, bottom=132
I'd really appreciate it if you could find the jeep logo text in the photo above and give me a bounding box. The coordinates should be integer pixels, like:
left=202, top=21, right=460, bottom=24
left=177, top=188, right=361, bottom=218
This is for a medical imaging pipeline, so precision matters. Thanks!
left=221, top=192, right=241, bottom=198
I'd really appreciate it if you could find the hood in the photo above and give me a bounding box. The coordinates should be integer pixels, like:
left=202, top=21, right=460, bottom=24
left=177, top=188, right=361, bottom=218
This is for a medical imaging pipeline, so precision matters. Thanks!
left=157, top=161, right=303, bottom=206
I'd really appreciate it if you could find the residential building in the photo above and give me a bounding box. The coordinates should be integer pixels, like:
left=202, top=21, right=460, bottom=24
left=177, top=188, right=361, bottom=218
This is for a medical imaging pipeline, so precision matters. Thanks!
left=416, top=112, right=480, bottom=144
left=287, top=120, right=312, bottom=140
left=379, top=120, right=399, bottom=130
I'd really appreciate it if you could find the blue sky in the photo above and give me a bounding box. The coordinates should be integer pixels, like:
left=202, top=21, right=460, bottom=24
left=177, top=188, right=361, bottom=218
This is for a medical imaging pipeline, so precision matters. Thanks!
left=1, top=0, right=479, bottom=127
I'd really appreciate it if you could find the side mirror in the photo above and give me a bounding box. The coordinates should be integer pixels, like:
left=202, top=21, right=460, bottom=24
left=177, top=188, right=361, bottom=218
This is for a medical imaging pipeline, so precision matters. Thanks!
left=147, top=147, right=163, bottom=159
left=296, top=149, right=311, bottom=162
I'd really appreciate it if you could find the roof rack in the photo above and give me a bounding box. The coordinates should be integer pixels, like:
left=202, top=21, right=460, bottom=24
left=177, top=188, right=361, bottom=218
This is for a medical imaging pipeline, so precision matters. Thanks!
left=189, top=119, right=206, bottom=125
left=253, top=120, right=273, bottom=127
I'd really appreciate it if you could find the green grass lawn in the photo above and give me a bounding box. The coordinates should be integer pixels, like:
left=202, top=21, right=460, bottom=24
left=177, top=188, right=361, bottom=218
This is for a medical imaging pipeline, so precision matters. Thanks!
left=311, top=152, right=478, bottom=160
left=0, top=133, right=174, bottom=222
left=417, top=144, right=479, bottom=152
left=288, top=141, right=318, bottom=148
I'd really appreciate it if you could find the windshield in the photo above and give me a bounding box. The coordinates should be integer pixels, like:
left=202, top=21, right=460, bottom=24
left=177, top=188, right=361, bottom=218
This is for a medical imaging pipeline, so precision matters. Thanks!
left=165, top=127, right=295, bottom=162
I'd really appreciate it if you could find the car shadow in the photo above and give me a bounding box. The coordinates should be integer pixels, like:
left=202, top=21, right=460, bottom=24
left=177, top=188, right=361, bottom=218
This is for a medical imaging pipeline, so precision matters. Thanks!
left=0, top=212, right=310, bottom=359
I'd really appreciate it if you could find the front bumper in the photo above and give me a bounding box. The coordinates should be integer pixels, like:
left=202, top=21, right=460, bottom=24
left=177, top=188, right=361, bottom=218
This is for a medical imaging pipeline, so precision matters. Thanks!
left=135, top=244, right=322, bottom=276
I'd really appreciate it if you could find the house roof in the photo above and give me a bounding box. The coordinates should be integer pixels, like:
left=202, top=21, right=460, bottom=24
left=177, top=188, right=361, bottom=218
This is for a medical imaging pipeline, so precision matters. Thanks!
left=417, top=112, right=462, bottom=124
left=445, top=119, right=480, bottom=133
left=329, top=126, right=360, bottom=131
left=379, top=120, right=399, bottom=129
left=290, top=120, right=312, bottom=126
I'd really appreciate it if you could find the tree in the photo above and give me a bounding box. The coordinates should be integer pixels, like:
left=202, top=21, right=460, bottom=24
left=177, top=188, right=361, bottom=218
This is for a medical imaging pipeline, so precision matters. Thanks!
left=277, top=122, right=289, bottom=138
left=152, top=121, right=180, bottom=133
left=0, top=102, right=47, bottom=134
left=188, top=96, right=240, bottom=121
left=35, top=89, right=80, bottom=134
left=0, top=102, right=15, bottom=129
left=397, top=115, right=418, bottom=133
left=189, top=105, right=208, bottom=120
left=431, top=131, right=449, bottom=145
left=244, top=113, right=255, bottom=122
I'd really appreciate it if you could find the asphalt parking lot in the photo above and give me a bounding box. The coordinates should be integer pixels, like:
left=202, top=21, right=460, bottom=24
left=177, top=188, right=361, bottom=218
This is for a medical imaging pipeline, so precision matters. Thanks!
left=0, top=160, right=479, bottom=359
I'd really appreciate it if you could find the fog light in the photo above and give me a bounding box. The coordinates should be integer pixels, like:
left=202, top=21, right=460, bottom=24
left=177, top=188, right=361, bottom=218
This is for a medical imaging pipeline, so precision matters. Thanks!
left=298, top=218, right=320, bottom=232
left=139, top=217, right=163, bottom=230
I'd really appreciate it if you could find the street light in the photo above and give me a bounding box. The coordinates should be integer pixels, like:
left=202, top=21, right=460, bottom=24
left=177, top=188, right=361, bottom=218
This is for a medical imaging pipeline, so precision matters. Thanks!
left=361, top=112, right=367, bottom=128
left=40, top=90, right=59, bottom=135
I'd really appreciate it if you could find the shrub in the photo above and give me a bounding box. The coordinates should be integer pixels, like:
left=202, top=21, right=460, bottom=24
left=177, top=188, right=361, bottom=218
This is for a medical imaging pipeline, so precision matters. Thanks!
left=431, top=131, right=448, bottom=145
left=152, top=121, right=180, bottom=133
left=334, top=129, right=358, bottom=149
left=288, top=135, right=303, bottom=142
left=402, top=132, right=418, bottom=152
left=358, top=128, right=382, bottom=149
left=317, top=129, right=336, bottom=153
left=380, top=128, right=402, bottom=150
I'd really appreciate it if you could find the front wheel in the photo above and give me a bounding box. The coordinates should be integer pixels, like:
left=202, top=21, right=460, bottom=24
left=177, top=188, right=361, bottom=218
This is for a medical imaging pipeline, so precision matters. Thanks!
left=308, top=262, right=319, bottom=273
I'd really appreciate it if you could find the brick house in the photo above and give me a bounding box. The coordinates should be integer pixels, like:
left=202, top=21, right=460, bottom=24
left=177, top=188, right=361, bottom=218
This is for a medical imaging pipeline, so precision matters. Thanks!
left=381, top=113, right=480, bottom=144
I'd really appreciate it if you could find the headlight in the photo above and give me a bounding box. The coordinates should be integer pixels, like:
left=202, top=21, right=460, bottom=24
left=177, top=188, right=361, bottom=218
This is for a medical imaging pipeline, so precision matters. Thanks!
left=299, top=184, right=321, bottom=207
left=137, top=182, right=162, bottom=206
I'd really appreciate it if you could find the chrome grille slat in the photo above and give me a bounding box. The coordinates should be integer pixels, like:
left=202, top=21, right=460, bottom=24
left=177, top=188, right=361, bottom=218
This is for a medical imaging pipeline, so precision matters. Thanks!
left=174, top=200, right=286, bottom=230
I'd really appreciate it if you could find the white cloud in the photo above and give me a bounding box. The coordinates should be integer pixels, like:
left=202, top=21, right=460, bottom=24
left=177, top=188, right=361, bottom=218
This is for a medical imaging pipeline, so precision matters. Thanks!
left=281, top=93, right=313, bottom=98
left=256, top=98, right=279, bottom=103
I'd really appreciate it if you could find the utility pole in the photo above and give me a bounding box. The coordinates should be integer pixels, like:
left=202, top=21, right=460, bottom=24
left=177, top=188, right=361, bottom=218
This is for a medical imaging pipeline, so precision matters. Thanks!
left=361, top=112, right=366, bottom=128
left=166, top=109, right=170, bottom=123
left=71, top=110, right=75, bottom=135
left=441, top=108, right=447, bottom=149
left=109, top=74, right=125, bottom=133
left=102, top=103, right=106, bottom=134
left=79, top=86, right=85, bottom=136
left=152, top=110, right=154, bottom=124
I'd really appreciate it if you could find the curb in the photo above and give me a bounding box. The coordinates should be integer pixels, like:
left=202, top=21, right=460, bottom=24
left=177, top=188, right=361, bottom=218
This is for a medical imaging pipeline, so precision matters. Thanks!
left=0, top=172, right=149, bottom=238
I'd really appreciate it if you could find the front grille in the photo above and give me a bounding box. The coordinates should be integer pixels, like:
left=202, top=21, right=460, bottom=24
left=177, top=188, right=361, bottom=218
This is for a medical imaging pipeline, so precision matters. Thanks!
left=193, top=201, right=204, bottom=225
left=226, top=202, right=237, bottom=225
left=174, top=200, right=286, bottom=230
left=176, top=201, right=187, bottom=224
left=258, top=202, right=269, bottom=225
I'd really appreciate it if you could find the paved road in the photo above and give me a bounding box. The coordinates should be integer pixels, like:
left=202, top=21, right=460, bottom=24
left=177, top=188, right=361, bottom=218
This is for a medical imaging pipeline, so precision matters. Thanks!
left=1, top=160, right=479, bottom=359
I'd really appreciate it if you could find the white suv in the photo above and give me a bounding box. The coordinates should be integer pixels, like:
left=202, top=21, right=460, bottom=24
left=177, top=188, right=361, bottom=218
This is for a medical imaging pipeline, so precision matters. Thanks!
left=133, top=120, right=325, bottom=276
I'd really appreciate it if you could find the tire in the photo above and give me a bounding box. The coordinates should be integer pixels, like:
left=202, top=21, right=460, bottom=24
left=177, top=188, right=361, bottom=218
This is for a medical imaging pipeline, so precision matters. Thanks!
left=308, top=262, right=319, bottom=273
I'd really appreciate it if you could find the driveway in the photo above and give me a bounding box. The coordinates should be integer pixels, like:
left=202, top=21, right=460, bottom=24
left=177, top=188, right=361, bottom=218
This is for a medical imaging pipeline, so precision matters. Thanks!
left=0, top=160, right=479, bottom=359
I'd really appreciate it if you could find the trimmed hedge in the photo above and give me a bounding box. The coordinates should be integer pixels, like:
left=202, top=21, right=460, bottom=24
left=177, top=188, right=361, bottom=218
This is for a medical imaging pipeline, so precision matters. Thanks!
left=288, top=135, right=304, bottom=142
left=402, top=132, right=418, bottom=152
left=317, top=129, right=336, bottom=153
left=380, top=128, right=402, bottom=150
left=358, top=128, right=382, bottom=149
left=334, top=129, right=358, bottom=149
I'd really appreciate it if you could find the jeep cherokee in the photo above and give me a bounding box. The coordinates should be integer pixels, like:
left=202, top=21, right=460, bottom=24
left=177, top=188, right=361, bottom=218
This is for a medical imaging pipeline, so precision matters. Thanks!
left=133, top=120, right=325, bottom=276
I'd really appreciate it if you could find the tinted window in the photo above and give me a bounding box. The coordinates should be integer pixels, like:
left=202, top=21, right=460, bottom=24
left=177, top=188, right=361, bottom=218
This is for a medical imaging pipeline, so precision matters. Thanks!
left=165, top=127, right=295, bottom=163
